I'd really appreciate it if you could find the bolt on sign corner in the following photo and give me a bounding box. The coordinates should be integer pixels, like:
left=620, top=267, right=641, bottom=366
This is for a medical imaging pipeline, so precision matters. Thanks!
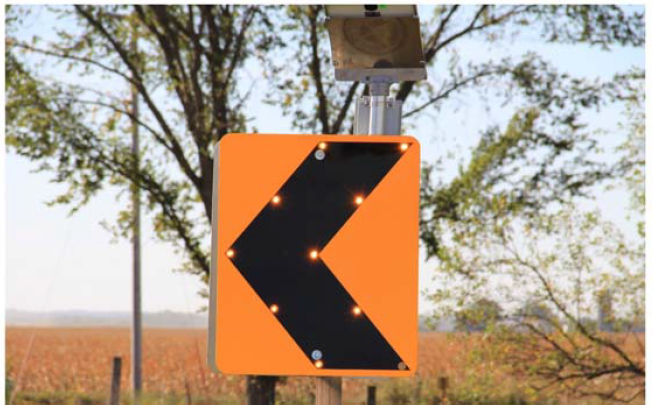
left=208, top=133, right=420, bottom=377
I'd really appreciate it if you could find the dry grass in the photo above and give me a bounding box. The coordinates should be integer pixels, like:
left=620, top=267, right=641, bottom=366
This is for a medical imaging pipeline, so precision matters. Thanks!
left=5, top=327, right=644, bottom=404
left=5, top=327, right=242, bottom=404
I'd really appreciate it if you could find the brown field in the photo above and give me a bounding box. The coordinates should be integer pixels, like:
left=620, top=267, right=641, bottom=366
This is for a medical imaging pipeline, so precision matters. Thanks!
left=5, top=327, right=644, bottom=405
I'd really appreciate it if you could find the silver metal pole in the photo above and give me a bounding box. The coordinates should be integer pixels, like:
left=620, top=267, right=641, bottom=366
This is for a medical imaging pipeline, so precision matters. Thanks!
left=130, top=33, right=143, bottom=399
left=354, top=82, right=401, bottom=136
left=368, top=95, right=386, bottom=135
left=367, top=82, right=392, bottom=135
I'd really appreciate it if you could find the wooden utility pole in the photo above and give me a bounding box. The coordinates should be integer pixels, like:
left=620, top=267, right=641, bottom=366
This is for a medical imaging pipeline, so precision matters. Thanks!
left=316, top=377, right=342, bottom=404
left=130, top=32, right=142, bottom=399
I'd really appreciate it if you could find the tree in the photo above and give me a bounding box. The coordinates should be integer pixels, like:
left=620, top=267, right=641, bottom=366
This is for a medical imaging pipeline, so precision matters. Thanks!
left=455, top=298, right=503, bottom=332
left=475, top=209, right=643, bottom=402
left=6, top=4, right=644, bottom=404
left=270, top=8, right=643, bottom=399
left=426, top=81, right=645, bottom=401
left=266, top=6, right=643, bottom=260
left=517, top=300, right=559, bottom=334
left=426, top=85, right=645, bottom=400
left=6, top=4, right=283, bottom=403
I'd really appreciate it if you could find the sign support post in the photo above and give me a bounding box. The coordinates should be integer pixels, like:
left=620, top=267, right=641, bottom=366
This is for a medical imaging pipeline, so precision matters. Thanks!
left=316, top=376, right=342, bottom=404
left=315, top=79, right=398, bottom=405
left=207, top=5, right=426, bottom=405
left=317, top=4, right=427, bottom=404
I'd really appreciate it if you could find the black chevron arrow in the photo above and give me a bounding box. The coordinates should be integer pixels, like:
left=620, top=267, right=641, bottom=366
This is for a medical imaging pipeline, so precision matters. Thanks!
left=228, top=142, right=408, bottom=370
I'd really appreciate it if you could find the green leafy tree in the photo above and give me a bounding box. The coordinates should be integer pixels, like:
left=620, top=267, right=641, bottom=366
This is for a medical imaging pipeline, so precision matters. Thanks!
left=6, top=4, right=282, bottom=403
left=426, top=88, right=645, bottom=401
left=7, top=5, right=282, bottom=277
left=455, top=298, right=503, bottom=332
left=267, top=6, right=643, bottom=262
left=431, top=207, right=645, bottom=402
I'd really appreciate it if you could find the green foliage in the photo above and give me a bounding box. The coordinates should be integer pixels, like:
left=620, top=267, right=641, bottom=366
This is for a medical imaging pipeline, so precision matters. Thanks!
left=529, top=5, right=644, bottom=48
left=382, top=379, right=414, bottom=404
left=615, top=81, right=645, bottom=236
left=275, top=381, right=315, bottom=405
left=5, top=6, right=644, bottom=400
left=426, top=83, right=645, bottom=392
left=455, top=298, right=503, bottom=332
left=374, top=373, right=554, bottom=405
left=5, top=375, right=13, bottom=404
left=10, top=390, right=243, bottom=405
left=6, top=9, right=644, bottom=400
left=10, top=391, right=106, bottom=405
left=6, top=4, right=644, bottom=286
left=6, top=5, right=283, bottom=281
left=448, top=383, right=535, bottom=405
left=429, top=203, right=645, bottom=401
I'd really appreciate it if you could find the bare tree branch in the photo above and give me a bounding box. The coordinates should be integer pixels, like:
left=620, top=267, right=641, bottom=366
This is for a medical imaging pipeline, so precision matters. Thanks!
left=330, top=81, right=360, bottom=134
left=308, top=5, right=330, bottom=134
left=403, top=67, right=504, bottom=117
left=11, top=41, right=132, bottom=83
left=75, top=5, right=203, bottom=200
left=396, top=5, right=530, bottom=103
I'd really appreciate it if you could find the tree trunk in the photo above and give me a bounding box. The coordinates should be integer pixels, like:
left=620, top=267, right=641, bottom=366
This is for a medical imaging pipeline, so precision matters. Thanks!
left=246, top=375, right=277, bottom=404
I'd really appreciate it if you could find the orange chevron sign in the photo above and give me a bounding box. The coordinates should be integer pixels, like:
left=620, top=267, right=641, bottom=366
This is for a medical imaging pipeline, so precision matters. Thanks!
left=208, top=133, right=420, bottom=377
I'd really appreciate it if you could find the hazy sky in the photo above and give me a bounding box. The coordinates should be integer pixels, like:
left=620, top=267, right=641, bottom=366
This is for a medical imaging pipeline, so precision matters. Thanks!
left=5, top=6, right=644, bottom=314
